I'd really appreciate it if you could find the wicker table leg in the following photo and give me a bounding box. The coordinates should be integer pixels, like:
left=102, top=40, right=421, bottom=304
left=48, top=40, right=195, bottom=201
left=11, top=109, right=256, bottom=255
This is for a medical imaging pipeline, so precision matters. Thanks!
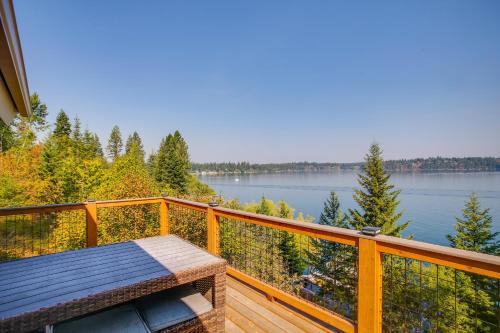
left=213, top=272, right=226, bottom=333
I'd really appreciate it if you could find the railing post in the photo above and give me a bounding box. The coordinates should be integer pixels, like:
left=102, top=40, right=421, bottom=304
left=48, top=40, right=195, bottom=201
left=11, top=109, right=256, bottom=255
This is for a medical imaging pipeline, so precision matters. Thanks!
left=85, top=199, right=97, bottom=247
left=160, top=198, right=169, bottom=236
left=207, top=206, right=220, bottom=255
left=357, top=237, right=382, bottom=333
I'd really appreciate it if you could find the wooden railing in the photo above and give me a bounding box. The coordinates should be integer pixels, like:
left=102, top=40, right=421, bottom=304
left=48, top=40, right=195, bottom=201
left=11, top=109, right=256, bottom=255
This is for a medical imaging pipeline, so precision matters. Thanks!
left=1, top=196, right=499, bottom=333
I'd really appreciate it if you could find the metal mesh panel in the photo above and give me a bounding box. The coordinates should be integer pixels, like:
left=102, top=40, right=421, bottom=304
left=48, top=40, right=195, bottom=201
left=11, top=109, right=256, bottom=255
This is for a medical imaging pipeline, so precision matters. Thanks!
left=0, top=210, right=86, bottom=262
left=168, top=204, right=207, bottom=249
left=383, top=254, right=500, bottom=333
left=219, top=217, right=359, bottom=321
left=96, top=203, right=160, bottom=245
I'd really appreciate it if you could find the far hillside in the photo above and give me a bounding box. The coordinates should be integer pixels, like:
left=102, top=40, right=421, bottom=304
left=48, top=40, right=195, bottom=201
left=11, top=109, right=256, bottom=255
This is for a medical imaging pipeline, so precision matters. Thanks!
left=192, top=157, right=500, bottom=174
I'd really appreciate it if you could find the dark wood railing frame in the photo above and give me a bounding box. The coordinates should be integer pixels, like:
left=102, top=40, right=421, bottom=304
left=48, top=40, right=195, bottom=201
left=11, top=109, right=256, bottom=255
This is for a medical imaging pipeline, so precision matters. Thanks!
left=1, top=196, right=499, bottom=333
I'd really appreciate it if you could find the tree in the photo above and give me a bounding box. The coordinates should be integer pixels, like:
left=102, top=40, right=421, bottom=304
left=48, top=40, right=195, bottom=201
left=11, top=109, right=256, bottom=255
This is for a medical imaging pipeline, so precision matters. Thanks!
left=0, top=120, right=14, bottom=152
left=349, top=143, right=409, bottom=236
left=307, top=192, right=356, bottom=318
left=446, top=193, right=498, bottom=331
left=107, top=125, right=123, bottom=160
left=276, top=201, right=305, bottom=276
left=153, top=131, right=191, bottom=194
left=53, top=110, right=71, bottom=137
left=1, top=93, right=49, bottom=151
left=447, top=193, right=498, bottom=255
left=82, top=130, right=103, bottom=159
left=125, top=131, right=145, bottom=159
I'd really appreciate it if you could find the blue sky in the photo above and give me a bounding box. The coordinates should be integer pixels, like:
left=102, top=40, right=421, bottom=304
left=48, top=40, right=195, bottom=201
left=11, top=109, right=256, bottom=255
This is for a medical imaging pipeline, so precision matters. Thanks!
left=14, top=0, right=500, bottom=163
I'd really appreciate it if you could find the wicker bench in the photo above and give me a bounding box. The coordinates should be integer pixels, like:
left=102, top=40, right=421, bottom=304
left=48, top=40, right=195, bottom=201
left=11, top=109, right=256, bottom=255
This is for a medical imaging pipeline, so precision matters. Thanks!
left=0, top=235, right=226, bottom=333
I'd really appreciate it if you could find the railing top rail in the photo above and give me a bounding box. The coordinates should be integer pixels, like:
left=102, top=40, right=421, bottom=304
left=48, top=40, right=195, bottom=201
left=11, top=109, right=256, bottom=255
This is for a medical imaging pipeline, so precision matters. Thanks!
left=0, top=202, right=87, bottom=216
left=213, top=206, right=361, bottom=246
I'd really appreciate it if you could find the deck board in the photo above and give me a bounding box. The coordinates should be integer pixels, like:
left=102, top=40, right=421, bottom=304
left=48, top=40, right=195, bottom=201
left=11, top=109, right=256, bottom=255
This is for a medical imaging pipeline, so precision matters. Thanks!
left=226, top=277, right=334, bottom=333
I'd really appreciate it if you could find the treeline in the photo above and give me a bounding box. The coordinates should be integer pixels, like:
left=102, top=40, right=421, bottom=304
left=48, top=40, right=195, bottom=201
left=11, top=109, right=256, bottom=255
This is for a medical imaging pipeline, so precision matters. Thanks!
left=192, top=157, right=500, bottom=174
left=0, top=93, right=214, bottom=208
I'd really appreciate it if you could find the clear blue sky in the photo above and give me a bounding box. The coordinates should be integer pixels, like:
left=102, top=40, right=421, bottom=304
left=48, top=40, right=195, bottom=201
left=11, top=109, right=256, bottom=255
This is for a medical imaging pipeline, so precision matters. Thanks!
left=14, top=0, right=500, bottom=163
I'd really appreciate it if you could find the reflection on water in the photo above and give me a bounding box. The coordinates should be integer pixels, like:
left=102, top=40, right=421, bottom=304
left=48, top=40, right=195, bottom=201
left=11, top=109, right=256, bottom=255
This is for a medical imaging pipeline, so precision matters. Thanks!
left=199, top=171, right=500, bottom=246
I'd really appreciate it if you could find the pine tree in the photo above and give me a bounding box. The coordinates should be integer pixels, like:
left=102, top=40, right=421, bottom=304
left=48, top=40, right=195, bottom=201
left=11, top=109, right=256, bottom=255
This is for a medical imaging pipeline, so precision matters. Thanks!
left=447, top=193, right=498, bottom=255
left=107, top=125, right=123, bottom=160
left=307, top=192, right=356, bottom=317
left=82, top=130, right=103, bottom=159
left=53, top=110, right=71, bottom=137
left=125, top=131, right=145, bottom=159
left=446, top=193, right=499, bottom=331
left=71, top=117, right=83, bottom=156
left=349, top=143, right=409, bottom=236
left=153, top=131, right=191, bottom=194
left=277, top=201, right=305, bottom=275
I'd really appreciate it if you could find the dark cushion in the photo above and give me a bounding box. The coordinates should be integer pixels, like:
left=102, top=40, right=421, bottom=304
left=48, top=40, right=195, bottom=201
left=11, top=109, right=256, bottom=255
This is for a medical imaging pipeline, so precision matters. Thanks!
left=53, top=304, right=150, bottom=333
left=135, top=285, right=213, bottom=332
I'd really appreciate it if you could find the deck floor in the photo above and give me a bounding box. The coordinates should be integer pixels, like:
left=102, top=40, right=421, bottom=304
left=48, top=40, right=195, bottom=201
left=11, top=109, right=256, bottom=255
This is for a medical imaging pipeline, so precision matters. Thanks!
left=225, top=277, right=333, bottom=333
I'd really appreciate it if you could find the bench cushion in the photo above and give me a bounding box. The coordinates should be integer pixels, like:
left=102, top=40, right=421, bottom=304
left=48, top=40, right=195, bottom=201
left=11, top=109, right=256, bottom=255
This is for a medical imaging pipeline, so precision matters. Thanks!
left=53, top=304, right=150, bottom=333
left=136, top=285, right=213, bottom=332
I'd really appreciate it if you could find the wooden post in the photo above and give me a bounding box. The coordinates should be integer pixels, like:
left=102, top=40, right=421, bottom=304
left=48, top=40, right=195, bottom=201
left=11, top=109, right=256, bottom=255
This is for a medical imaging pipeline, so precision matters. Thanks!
left=357, top=238, right=382, bottom=333
left=207, top=207, right=220, bottom=255
left=160, top=200, right=169, bottom=236
left=85, top=200, right=97, bottom=247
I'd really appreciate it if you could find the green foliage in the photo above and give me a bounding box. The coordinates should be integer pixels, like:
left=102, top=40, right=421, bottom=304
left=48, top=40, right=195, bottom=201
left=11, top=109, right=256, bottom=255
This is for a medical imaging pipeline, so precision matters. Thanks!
left=349, top=143, right=409, bottom=236
left=447, top=193, right=499, bottom=255
left=53, top=110, right=71, bottom=137
left=93, top=148, right=161, bottom=245
left=152, top=131, right=191, bottom=194
left=306, top=192, right=357, bottom=318
left=125, top=131, right=145, bottom=159
left=0, top=119, right=14, bottom=152
left=107, top=125, right=123, bottom=160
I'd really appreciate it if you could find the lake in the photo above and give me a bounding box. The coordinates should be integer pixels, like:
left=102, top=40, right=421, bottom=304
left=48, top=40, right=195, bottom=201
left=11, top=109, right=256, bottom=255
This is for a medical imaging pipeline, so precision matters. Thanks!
left=198, top=171, right=500, bottom=246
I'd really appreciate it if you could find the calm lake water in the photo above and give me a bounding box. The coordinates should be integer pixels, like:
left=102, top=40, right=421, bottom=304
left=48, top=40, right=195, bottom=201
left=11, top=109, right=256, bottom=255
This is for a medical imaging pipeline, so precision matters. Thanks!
left=198, top=171, right=500, bottom=246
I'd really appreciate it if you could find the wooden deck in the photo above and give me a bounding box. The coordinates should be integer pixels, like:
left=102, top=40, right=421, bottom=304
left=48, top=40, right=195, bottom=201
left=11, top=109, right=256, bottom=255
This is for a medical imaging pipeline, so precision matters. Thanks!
left=225, top=277, right=334, bottom=333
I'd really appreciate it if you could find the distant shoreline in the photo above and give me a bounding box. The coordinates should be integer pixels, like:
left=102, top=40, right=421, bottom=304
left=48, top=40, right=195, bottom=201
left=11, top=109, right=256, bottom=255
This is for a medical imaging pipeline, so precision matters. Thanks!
left=192, top=157, right=500, bottom=175
left=194, top=169, right=500, bottom=176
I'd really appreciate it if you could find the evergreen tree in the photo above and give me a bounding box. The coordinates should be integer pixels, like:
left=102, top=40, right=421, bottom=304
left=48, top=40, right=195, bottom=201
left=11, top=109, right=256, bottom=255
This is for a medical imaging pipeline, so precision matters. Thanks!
left=307, top=192, right=356, bottom=317
left=349, top=143, right=409, bottom=236
left=107, top=125, right=123, bottom=160
left=277, top=201, right=305, bottom=275
left=445, top=194, right=499, bottom=331
left=71, top=117, right=83, bottom=156
left=53, top=110, right=71, bottom=137
left=447, top=193, right=498, bottom=255
left=125, top=131, right=145, bottom=159
left=0, top=120, right=13, bottom=152
left=81, top=130, right=103, bottom=159
left=256, top=196, right=273, bottom=215
left=153, top=131, right=191, bottom=194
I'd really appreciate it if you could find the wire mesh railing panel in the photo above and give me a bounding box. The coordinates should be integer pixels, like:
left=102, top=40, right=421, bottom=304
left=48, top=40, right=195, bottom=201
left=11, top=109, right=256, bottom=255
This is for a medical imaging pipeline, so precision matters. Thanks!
left=219, top=217, right=359, bottom=321
left=382, top=254, right=500, bottom=333
left=0, top=210, right=86, bottom=262
left=96, top=204, right=160, bottom=245
left=168, top=205, right=207, bottom=249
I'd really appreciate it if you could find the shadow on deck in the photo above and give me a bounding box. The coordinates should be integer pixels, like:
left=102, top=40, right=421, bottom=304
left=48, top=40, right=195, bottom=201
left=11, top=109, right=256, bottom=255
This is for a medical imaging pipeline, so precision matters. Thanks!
left=225, top=276, right=335, bottom=333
